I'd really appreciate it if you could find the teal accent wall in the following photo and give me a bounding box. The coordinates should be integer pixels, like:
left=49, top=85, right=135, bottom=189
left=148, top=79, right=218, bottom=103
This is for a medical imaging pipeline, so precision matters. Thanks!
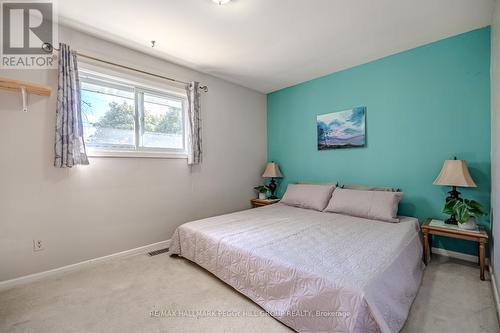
left=267, top=27, right=491, bottom=256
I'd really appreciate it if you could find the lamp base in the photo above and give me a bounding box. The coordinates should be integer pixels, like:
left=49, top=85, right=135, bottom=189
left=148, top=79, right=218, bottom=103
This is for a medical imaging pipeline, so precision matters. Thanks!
left=445, top=216, right=458, bottom=225
left=268, top=178, right=278, bottom=199
left=444, top=186, right=461, bottom=225
left=446, top=186, right=461, bottom=202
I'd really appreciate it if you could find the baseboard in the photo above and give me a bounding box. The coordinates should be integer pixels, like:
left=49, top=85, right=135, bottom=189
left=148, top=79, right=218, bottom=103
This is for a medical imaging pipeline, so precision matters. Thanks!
left=490, top=267, right=500, bottom=323
left=0, top=242, right=487, bottom=292
left=431, top=246, right=489, bottom=264
left=0, top=239, right=171, bottom=292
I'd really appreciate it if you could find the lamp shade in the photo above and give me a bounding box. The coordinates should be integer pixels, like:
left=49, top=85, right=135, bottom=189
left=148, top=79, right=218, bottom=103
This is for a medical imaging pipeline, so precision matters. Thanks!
left=262, top=162, right=283, bottom=178
left=433, top=159, right=477, bottom=188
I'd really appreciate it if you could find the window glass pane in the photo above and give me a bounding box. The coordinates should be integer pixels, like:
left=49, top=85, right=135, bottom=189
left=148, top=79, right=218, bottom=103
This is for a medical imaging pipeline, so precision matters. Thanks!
left=81, top=80, right=135, bottom=147
left=142, top=93, right=184, bottom=149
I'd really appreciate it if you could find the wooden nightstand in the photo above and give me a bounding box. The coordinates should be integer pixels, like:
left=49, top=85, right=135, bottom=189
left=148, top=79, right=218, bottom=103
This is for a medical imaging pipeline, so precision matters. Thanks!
left=421, top=218, right=488, bottom=280
left=251, top=198, right=280, bottom=208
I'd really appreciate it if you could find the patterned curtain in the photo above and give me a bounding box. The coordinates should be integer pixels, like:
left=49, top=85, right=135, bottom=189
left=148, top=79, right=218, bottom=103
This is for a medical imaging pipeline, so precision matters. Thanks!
left=54, top=43, right=89, bottom=168
left=186, top=81, right=202, bottom=165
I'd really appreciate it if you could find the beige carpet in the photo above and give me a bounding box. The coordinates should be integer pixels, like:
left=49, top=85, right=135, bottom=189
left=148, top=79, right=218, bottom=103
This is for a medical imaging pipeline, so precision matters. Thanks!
left=0, top=253, right=499, bottom=333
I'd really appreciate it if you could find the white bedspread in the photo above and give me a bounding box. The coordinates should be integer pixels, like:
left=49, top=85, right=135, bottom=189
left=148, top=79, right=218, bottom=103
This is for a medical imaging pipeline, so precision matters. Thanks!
left=170, top=204, right=424, bottom=333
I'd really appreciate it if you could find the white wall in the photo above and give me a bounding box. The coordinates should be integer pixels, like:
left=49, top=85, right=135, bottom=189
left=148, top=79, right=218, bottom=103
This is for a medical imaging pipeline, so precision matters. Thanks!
left=0, top=25, right=267, bottom=281
left=492, top=0, right=500, bottom=289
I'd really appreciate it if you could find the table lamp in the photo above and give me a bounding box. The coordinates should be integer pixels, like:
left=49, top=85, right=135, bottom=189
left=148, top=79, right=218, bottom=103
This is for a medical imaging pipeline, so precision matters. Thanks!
left=433, top=157, right=477, bottom=224
left=262, top=162, right=283, bottom=199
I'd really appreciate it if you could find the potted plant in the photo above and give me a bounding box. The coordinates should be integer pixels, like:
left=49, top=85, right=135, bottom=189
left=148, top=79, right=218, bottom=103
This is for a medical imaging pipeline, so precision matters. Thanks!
left=443, top=199, right=486, bottom=230
left=254, top=185, right=269, bottom=200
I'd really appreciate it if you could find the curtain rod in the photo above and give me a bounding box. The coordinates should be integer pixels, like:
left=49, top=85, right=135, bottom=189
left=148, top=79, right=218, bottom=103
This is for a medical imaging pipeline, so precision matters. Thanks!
left=41, top=42, right=208, bottom=92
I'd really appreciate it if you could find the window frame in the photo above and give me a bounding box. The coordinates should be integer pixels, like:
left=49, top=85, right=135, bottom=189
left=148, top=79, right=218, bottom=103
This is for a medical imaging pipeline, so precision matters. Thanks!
left=79, top=67, right=188, bottom=159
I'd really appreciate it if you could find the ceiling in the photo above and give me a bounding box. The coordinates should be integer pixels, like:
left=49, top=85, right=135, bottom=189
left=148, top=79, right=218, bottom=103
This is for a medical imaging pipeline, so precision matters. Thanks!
left=58, top=0, right=494, bottom=93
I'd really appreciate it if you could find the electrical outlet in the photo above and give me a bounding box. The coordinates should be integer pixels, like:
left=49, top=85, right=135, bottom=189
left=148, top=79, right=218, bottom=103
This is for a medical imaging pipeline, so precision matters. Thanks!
left=33, top=239, right=44, bottom=252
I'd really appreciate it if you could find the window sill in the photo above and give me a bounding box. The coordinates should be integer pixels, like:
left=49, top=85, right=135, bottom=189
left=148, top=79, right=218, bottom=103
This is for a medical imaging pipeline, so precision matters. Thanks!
left=86, top=149, right=188, bottom=159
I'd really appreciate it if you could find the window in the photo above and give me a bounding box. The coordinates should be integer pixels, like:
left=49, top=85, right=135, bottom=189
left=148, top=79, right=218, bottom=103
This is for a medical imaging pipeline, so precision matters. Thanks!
left=80, top=70, right=187, bottom=158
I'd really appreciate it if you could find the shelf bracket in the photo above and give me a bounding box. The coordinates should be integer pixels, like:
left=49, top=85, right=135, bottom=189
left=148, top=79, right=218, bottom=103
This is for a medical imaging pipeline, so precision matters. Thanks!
left=20, top=86, right=28, bottom=112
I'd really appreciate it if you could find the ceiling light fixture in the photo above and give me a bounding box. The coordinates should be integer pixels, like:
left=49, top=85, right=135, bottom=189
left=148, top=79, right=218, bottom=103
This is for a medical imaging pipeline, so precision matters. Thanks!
left=212, top=0, right=231, bottom=5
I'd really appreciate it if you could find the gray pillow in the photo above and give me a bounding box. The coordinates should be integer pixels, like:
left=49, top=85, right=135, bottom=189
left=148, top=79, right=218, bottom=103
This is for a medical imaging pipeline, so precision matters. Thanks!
left=297, top=180, right=339, bottom=186
left=281, top=184, right=336, bottom=211
left=342, top=184, right=400, bottom=192
left=324, top=188, right=403, bottom=222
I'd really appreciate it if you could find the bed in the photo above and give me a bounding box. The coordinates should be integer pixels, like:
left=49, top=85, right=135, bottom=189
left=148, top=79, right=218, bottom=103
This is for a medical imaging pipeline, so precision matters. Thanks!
left=169, top=203, right=424, bottom=333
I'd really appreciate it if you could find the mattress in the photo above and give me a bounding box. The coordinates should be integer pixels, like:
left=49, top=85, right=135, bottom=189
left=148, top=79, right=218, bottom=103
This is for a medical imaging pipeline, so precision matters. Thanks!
left=169, top=203, right=424, bottom=333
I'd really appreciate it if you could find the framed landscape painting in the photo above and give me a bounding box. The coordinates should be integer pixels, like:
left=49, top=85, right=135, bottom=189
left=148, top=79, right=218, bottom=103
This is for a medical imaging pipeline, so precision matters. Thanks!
left=317, top=107, right=366, bottom=150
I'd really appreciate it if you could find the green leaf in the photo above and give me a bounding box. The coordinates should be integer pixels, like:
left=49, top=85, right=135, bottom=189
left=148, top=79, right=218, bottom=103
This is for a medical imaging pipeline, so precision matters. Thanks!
left=443, top=199, right=458, bottom=215
left=446, top=198, right=486, bottom=223
left=253, top=185, right=269, bottom=193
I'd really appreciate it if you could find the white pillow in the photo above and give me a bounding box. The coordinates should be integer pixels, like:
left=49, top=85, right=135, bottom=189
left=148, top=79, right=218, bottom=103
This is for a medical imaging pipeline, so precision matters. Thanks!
left=342, top=184, right=399, bottom=192
left=324, top=188, right=403, bottom=222
left=280, top=184, right=336, bottom=211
